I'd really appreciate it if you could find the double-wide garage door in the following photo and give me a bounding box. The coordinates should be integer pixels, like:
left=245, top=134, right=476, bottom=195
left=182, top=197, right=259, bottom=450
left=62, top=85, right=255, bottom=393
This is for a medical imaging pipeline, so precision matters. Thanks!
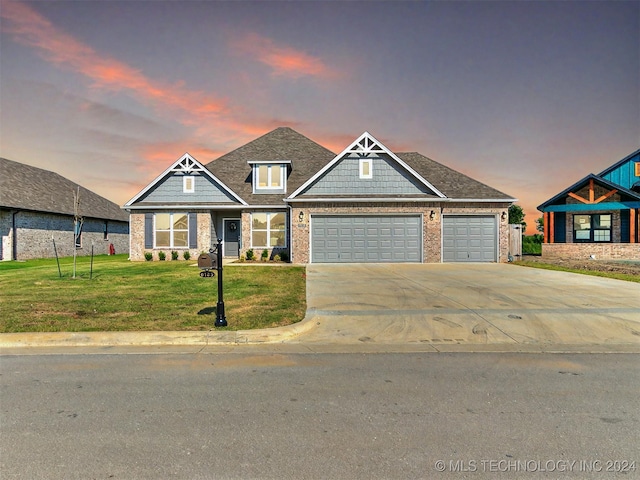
left=312, top=215, right=422, bottom=263
left=443, top=215, right=497, bottom=262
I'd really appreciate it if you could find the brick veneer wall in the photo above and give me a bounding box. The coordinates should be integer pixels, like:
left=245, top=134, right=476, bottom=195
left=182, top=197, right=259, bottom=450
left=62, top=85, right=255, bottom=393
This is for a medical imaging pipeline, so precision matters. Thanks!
left=542, top=243, right=640, bottom=260
left=129, top=212, right=212, bottom=261
left=290, top=203, right=510, bottom=264
left=1, top=210, right=129, bottom=261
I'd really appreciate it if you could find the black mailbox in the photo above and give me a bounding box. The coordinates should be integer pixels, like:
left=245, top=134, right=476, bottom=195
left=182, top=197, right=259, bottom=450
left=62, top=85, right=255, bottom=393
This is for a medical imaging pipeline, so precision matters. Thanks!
left=198, top=253, right=217, bottom=270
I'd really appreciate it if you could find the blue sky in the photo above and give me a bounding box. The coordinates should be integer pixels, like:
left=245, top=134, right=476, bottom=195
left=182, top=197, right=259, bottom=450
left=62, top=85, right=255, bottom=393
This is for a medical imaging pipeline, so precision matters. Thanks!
left=1, top=0, right=638, bottom=233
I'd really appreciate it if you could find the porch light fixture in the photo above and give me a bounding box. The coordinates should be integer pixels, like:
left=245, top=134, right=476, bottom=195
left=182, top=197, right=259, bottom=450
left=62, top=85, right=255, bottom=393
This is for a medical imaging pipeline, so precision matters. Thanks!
left=430, top=210, right=436, bottom=220
left=298, top=211, right=304, bottom=223
left=502, top=211, right=507, bottom=221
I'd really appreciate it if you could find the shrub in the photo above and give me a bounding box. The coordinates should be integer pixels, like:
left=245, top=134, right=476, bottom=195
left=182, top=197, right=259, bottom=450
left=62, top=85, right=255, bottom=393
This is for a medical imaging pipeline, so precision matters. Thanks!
left=273, top=254, right=281, bottom=262
left=246, top=249, right=255, bottom=261
left=279, top=252, right=289, bottom=262
left=144, top=252, right=153, bottom=262
left=171, top=250, right=179, bottom=261
left=239, top=254, right=246, bottom=263
left=261, top=249, right=269, bottom=261
left=158, top=251, right=166, bottom=261
left=523, top=235, right=543, bottom=255
left=183, top=251, right=191, bottom=261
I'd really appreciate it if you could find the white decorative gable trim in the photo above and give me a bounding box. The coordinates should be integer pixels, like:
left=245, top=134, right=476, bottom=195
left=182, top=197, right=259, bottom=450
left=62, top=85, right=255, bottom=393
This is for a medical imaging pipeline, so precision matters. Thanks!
left=124, top=153, right=247, bottom=207
left=287, top=132, right=446, bottom=199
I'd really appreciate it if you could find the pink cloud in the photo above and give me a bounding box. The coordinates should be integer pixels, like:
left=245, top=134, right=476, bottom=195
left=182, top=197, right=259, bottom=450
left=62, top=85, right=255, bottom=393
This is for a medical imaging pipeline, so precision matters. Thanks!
left=1, top=1, right=228, bottom=125
left=232, top=32, right=340, bottom=79
left=0, top=2, right=315, bottom=168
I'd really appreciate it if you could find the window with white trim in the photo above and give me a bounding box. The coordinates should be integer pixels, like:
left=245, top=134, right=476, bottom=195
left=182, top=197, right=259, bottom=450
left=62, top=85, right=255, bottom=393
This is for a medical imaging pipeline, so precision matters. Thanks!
left=573, top=214, right=611, bottom=243
left=635, top=162, right=640, bottom=177
left=155, top=213, right=189, bottom=248
left=183, top=176, right=194, bottom=193
left=251, top=212, right=286, bottom=248
left=359, top=158, right=373, bottom=179
left=254, top=164, right=284, bottom=192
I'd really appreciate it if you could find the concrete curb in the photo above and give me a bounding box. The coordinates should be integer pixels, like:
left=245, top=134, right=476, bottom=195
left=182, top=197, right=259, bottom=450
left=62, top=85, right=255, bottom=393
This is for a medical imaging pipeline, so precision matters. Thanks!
left=0, top=316, right=319, bottom=348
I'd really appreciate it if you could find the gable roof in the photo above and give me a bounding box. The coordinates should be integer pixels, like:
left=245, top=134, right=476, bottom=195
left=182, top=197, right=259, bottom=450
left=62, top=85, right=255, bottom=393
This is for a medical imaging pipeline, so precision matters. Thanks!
left=124, top=153, right=247, bottom=208
left=205, top=127, right=335, bottom=206
left=288, top=132, right=515, bottom=202
left=288, top=132, right=447, bottom=199
left=0, top=157, right=128, bottom=222
left=537, top=172, right=640, bottom=211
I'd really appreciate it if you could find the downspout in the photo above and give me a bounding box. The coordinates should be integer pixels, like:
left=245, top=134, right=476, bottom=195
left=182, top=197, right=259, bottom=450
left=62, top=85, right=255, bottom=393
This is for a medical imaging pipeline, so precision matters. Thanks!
left=288, top=204, right=293, bottom=263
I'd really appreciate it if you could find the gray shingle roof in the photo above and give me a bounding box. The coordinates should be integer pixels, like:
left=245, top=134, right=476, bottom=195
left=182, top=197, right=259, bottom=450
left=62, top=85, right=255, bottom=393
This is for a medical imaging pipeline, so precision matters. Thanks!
left=397, top=152, right=514, bottom=200
left=205, top=127, right=336, bottom=206
left=0, top=158, right=129, bottom=221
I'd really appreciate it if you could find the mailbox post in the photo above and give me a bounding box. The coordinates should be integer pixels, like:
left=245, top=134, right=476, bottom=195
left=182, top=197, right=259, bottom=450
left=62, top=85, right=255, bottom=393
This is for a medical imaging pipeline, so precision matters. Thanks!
left=198, top=238, right=227, bottom=327
left=214, top=238, right=227, bottom=327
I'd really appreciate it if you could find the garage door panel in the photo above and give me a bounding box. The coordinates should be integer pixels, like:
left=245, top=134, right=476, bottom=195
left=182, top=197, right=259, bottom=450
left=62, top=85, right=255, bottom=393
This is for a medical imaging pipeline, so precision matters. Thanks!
left=443, top=216, right=497, bottom=262
left=312, top=215, right=422, bottom=263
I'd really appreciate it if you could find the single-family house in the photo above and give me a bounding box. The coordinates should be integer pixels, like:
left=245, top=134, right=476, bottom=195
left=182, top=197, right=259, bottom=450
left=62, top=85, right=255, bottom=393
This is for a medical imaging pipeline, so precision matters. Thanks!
left=0, top=158, right=130, bottom=261
left=537, top=148, right=640, bottom=260
left=124, top=127, right=516, bottom=263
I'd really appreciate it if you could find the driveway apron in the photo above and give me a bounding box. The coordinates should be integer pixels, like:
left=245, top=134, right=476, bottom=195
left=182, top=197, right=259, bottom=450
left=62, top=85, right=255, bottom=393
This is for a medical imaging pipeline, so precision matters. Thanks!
left=294, top=263, right=640, bottom=347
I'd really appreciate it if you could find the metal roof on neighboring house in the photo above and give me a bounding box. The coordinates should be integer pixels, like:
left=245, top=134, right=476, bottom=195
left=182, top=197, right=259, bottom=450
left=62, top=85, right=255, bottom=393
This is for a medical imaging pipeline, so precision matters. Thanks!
left=0, top=157, right=129, bottom=222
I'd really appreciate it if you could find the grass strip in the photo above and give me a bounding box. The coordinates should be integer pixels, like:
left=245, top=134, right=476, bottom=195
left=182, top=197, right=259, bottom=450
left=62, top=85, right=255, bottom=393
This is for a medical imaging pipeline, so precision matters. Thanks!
left=513, top=260, right=640, bottom=283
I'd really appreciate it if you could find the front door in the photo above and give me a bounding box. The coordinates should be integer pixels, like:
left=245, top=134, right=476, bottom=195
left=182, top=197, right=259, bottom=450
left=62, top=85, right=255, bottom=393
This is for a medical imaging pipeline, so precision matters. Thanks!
left=223, top=219, right=241, bottom=257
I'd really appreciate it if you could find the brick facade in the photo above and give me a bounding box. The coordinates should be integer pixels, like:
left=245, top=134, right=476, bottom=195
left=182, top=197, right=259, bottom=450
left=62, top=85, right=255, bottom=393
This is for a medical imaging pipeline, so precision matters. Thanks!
left=542, top=243, right=640, bottom=260
left=289, top=203, right=510, bottom=264
left=129, top=211, right=212, bottom=261
left=0, top=209, right=129, bottom=261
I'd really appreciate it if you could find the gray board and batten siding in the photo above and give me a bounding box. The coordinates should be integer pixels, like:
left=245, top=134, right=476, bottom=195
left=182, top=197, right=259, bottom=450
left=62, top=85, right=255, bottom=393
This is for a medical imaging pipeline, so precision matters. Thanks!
left=442, top=215, right=497, bottom=262
left=311, top=215, right=422, bottom=263
left=302, top=154, right=437, bottom=197
left=137, top=173, right=240, bottom=204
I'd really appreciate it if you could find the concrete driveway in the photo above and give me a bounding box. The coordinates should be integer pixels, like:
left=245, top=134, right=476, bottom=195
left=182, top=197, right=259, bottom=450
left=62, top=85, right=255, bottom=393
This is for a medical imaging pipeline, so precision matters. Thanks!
left=292, top=263, right=640, bottom=349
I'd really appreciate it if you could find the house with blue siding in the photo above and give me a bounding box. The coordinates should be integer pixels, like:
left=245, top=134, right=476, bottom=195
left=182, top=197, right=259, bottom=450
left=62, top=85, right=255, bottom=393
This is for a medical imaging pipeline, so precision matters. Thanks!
left=537, top=149, right=640, bottom=260
left=124, top=128, right=515, bottom=263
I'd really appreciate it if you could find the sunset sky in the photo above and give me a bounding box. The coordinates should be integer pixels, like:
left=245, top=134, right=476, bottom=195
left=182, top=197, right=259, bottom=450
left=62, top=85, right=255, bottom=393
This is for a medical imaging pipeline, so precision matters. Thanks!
left=1, top=0, right=638, bottom=234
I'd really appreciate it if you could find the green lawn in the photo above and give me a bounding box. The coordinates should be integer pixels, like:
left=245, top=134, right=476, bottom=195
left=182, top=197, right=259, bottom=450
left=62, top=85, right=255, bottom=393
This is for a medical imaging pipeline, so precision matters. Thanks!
left=0, top=255, right=306, bottom=333
left=513, top=260, right=640, bottom=283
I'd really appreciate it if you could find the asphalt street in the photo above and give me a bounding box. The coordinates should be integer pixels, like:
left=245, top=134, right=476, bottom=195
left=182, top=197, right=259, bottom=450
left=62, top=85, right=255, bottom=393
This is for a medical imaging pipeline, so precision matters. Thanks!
left=1, top=352, right=638, bottom=479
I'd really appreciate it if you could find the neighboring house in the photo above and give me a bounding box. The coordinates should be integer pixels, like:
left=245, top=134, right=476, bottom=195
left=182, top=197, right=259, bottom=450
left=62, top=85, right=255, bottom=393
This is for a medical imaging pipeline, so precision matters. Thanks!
left=0, top=158, right=129, bottom=261
left=125, top=127, right=515, bottom=263
left=537, top=149, right=640, bottom=260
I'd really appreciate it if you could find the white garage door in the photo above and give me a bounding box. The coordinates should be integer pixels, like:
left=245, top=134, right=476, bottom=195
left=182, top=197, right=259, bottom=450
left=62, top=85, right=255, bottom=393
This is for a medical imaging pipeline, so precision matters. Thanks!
left=443, top=216, right=497, bottom=262
left=311, top=215, right=422, bottom=263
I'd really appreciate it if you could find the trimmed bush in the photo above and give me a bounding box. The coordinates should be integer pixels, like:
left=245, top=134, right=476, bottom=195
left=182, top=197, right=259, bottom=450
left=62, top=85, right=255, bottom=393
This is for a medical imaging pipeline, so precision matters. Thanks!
left=246, top=249, right=255, bottom=261
left=261, top=249, right=269, bottom=261
left=158, top=251, right=166, bottom=261
left=183, top=251, right=191, bottom=261
left=144, top=252, right=153, bottom=262
left=171, top=251, right=179, bottom=261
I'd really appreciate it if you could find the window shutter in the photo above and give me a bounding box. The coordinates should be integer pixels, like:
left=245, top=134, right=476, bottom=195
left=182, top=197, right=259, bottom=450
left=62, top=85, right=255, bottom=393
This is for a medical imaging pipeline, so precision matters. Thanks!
left=144, top=213, right=153, bottom=249
left=189, top=213, right=198, bottom=249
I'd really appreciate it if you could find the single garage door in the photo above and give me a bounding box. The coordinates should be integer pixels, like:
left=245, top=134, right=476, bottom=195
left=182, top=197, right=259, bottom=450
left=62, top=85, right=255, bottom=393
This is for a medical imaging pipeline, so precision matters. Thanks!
left=443, top=215, right=497, bottom=262
left=312, top=215, right=422, bottom=263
